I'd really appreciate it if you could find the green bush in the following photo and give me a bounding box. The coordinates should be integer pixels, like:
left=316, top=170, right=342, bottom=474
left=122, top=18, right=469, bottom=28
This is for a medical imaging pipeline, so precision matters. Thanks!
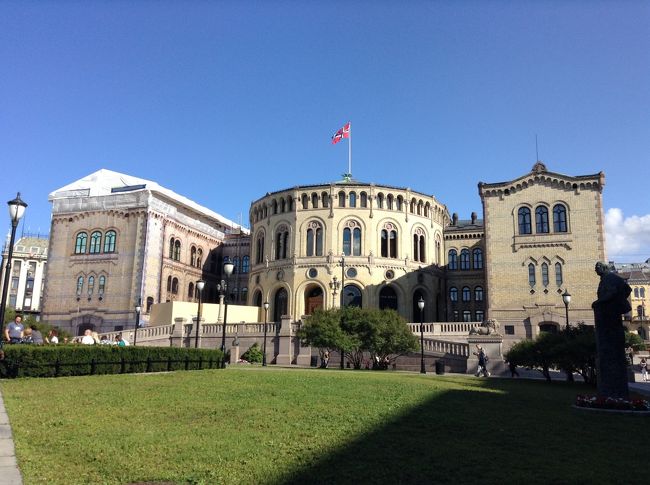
left=241, top=343, right=263, bottom=363
left=0, top=345, right=224, bottom=378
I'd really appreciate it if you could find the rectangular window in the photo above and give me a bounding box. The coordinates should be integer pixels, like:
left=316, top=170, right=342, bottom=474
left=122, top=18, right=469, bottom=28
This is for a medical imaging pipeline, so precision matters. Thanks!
left=463, top=311, right=471, bottom=322
left=475, top=310, right=484, bottom=321
left=11, top=277, right=19, bottom=290
left=453, top=310, right=459, bottom=321
left=504, top=325, right=515, bottom=335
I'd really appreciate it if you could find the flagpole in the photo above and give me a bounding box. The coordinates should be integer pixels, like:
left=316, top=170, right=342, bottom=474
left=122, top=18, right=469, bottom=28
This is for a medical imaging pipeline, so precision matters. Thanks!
left=348, top=122, right=352, bottom=177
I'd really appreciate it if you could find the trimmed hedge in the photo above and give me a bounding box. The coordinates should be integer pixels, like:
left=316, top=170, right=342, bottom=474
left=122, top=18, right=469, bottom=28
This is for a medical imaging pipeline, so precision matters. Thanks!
left=0, top=345, right=225, bottom=378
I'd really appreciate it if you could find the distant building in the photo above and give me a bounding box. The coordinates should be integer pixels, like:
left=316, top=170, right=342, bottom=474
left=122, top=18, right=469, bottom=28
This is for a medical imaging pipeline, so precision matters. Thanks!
left=41, top=169, right=249, bottom=335
left=613, top=260, right=649, bottom=338
left=0, top=234, right=48, bottom=318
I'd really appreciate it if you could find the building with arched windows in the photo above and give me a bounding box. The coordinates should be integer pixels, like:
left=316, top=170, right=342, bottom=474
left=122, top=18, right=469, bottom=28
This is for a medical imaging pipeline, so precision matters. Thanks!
left=41, top=169, right=248, bottom=335
left=248, top=162, right=606, bottom=349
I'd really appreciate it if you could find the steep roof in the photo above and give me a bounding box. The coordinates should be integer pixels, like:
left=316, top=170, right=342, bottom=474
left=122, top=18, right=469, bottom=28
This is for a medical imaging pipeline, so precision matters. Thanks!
left=49, top=169, right=247, bottom=233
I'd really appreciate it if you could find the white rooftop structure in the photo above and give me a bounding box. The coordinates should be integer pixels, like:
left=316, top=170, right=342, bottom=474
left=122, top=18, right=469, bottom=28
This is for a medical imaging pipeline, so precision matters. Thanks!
left=49, top=169, right=247, bottom=234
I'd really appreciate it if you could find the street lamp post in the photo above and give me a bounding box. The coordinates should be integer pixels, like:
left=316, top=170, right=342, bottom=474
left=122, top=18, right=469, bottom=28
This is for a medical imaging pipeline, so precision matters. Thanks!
left=220, top=261, right=235, bottom=363
left=340, top=254, right=346, bottom=370
left=418, top=297, right=426, bottom=374
left=562, top=290, right=571, bottom=330
left=0, top=193, right=27, bottom=327
left=133, top=299, right=142, bottom=346
left=194, top=280, right=205, bottom=349
left=262, top=301, right=269, bottom=366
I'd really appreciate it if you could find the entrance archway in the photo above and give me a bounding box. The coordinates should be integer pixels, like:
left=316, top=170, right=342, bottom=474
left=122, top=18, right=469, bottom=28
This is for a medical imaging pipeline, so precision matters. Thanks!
left=379, top=286, right=398, bottom=311
left=273, top=288, right=288, bottom=322
left=304, top=285, right=324, bottom=315
left=343, top=285, right=362, bottom=307
left=252, top=290, right=262, bottom=307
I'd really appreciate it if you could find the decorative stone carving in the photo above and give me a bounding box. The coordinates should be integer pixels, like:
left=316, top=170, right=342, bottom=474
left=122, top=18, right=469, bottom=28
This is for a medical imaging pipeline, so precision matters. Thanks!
left=469, top=319, right=500, bottom=336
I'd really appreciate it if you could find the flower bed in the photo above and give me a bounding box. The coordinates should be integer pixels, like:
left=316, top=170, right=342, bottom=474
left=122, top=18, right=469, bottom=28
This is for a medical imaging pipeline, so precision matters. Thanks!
left=575, top=394, right=650, bottom=411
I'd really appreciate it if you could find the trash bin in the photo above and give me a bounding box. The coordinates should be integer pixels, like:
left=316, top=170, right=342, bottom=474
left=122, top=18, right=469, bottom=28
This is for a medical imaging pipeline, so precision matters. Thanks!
left=435, top=360, right=445, bottom=375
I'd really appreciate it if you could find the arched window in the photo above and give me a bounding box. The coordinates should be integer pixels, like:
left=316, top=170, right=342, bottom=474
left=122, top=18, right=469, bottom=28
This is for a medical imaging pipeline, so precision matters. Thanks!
left=634, top=288, right=639, bottom=298
left=473, top=249, right=483, bottom=269
left=338, top=191, right=346, bottom=208
left=460, top=249, right=470, bottom=270
left=518, top=207, right=532, bottom=235
left=103, top=230, right=116, bottom=253
left=301, top=194, right=308, bottom=210
left=413, top=228, right=425, bottom=263
left=241, top=287, right=248, bottom=303
left=146, top=296, right=153, bottom=312
left=541, top=263, right=549, bottom=286
left=474, top=286, right=484, bottom=301
left=75, top=232, right=88, bottom=254
left=424, top=203, right=430, bottom=218
left=641, top=288, right=646, bottom=298
left=528, top=264, right=536, bottom=287
left=86, top=276, right=94, bottom=296
left=275, top=225, right=289, bottom=260
left=535, top=206, right=549, bottom=233
left=387, top=194, right=394, bottom=210
left=380, top=224, right=397, bottom=258
left=242, top=256, right=249, bottom=273
left=89, top=231, right=102, bottom=254
left=448, top=249, right=458, bottom=270
left=475, top=310, right=484, bottom=322
left=360, top=192, right=367, bottom=208
left=349, top=192, right=357, bottom=208
left=311, top=193, right=318, bottom=209
left=463, top=310, right=471, bottom=322
left=553, top=204, right=567, bottom=232
left=281, top=198, right=286, bottom=213
left=343, top=285, right=362, bottom=307
left=379, top=286, right=398, bottom=310
left=555, top=263, right=563, bottom=286
left=321, top=192, right=329, bottom=208
left=436, top=238, right=441, bottom=265
left=76, top=276, right=84, bottom=296
left=188, top=282, right=195, bottom=298
left=410, top=199, right=416, bottom=213
left=172, top=278, right=179, bottom=294
left=98, top=275, right=106, bottom=297
left=169, top=238, right=175, bottom=258
left=174, top=240, right=181, bottom=261
left=396, top=196, right=403, bottom=212
left=253, top=290, right=262, bottom=307
left=462, top=286, right=471, bottom=302
left=288, top=196, right=294, bottom=211
left=417, top=200, right=423, bottom=216
left=191, top=246, right=197, bottom=267
left=256, top=233, right=265, bottom=264
left=377, top=193, right=384, bottom=209
left=273, top=200, right=278, bottom=215
left=306, top=222, right=323, bottom=256
left=196, top=249, right=203, bottom=268
left=233, top=257, right=240, bottom=274
left=449, top=287, right=458, bottom=302
left=167, top=275, right=172, bottom=292
left=273, top=288, right=288, bottom=322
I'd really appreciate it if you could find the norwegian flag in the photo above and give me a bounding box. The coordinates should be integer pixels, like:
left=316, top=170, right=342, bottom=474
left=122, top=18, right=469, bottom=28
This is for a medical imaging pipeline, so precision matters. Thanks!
left=331, top=122, right=350, bottom=144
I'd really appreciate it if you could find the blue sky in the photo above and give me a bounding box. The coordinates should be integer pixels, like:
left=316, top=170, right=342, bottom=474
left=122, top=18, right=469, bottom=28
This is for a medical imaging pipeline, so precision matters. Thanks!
left=1, top=1, right=649, bottom=261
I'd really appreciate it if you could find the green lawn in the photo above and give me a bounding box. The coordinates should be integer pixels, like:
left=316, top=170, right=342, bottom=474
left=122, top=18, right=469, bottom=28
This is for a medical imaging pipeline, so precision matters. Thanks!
left=0, top=368, right=645, bottom=485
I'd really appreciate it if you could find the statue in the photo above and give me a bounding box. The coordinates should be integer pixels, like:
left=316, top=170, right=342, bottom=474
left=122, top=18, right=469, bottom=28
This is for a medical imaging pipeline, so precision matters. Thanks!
left=469, top=319, right=500, bottom=336
left=592, top=261, right=632, bottom=399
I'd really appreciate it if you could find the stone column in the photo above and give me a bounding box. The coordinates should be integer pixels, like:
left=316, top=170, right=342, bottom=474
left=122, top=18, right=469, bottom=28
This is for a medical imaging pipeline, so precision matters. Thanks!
left=275, top=316, right=293, bottom=365
left=170, top=317, right=186, bottom=348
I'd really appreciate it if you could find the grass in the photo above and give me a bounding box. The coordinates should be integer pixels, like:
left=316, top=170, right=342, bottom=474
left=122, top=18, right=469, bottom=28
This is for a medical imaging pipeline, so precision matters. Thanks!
left=0, top=367, right=646, bottom=485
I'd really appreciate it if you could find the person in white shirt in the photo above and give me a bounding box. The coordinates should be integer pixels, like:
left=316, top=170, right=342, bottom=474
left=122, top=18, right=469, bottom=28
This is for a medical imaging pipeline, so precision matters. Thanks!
left=81, top=329, right=95, bottom=345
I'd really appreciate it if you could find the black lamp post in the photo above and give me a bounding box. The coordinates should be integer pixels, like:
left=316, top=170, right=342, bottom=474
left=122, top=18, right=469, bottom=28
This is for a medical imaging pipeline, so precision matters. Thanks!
left=262, top=301, right=269, bottom=366
left=194, top=280, right=205, bottom=349
left=220, top=261, right=235, bottom=362
left=562, top=290, right=571, bottom=330
left=340, top=254, right=346, bottom=370
left=0, top=193, right=27, bottom=327
left=133, top=299, right=141, bottom=346
left=418, top=297, right=426, bottom=374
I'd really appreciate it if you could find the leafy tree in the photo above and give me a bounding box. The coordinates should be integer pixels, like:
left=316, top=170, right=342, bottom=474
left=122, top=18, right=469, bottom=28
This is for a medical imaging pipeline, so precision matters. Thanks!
left=297, top=308, right=350, bottom=363
left=241, top=343, right=263, bottom=363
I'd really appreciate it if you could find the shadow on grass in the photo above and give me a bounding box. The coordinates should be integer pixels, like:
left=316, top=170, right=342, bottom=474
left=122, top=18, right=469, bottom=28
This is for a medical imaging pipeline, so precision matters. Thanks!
left=275, top=378, right=639, bottom=485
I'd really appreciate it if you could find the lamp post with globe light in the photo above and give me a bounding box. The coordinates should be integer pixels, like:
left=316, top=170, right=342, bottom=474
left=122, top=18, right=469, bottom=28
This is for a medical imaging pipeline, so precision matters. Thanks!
left=220, top=261, right=235, bottom=361
left=562, top=290, right=571, bottom=330
left=418, top=297, right=426, bottom=374
left=0, top=193, right=27, bottom=327
left=262, top=301, right=269, bottom=366
left=194, top=280, right=205, bottom=349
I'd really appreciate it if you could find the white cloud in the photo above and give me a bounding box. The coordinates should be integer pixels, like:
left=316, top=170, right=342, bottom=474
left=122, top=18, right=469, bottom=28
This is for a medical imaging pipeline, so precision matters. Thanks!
left=605, top=208, right=650, bottom=262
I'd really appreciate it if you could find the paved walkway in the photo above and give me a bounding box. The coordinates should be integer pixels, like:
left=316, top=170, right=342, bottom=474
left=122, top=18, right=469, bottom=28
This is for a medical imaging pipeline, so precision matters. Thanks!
left=0, top=387, right=22, bottom=485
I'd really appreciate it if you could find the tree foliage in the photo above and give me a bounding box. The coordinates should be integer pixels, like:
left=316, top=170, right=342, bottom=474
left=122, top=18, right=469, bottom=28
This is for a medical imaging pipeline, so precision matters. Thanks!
left=297, top=307, right=418, bottom=369
left=240, top=343, right=263, bottom=363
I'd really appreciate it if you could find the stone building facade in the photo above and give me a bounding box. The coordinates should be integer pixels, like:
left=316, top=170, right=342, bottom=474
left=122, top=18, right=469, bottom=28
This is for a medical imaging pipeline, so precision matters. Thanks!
left=479, top=162, right=605, bottom=347
left=41, top=169, right=248, bottom=335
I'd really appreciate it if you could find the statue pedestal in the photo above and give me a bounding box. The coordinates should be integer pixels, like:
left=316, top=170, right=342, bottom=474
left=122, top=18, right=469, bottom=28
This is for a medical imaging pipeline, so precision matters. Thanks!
left=275, top=316, right=293, bottom=365
left=594, top=305, right=629, bottom=400
left=467, top=336, right=504, bottom=375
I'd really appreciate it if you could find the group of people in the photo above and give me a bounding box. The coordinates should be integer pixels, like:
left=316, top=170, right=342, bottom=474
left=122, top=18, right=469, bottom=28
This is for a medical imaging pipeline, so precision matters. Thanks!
left=75, top=329, right=129, bottom=346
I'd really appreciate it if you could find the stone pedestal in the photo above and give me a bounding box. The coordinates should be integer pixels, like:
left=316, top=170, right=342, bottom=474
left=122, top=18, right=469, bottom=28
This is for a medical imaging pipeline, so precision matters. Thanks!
left=170, top=317, right=187, bottom=347
left=275, top=316, right=292, bottom=365
left=467, top=335, right=504, bottom=375
left=594, top=306, right=629, bottom=399
left=231, top=343, right=240, bottom=363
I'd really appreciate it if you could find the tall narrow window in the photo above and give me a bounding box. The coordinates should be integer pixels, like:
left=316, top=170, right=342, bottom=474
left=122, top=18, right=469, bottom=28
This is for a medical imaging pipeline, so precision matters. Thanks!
left=473, top=248, right=483, bottom=269
left=76, top=276, right=84, bottom=296
left=306, top=228, right=314, bottom=256
left=174, top=240, right=181, bottom=261
left=634, top=288, right=639, bottom=298
left=343, top=228, right=351, bottom=256
left=75, top=232, right=88, bottom=254
left=196, top=249, right=203, bottom=268
left=311, top=193, right=318, bottom=209
left=273, top=200, right=278, bottom=215
left=338, top=191, right=346, bottom=208
left=87, top=276, right=95, bottom=296
left=463, top=311, right=471, bottom=322
left=275, top=225, right=289, bottom=260
left=343, top=221, right=361, bottom=256
left=89, top=231, right=102, bottom=254
left=387, top=194, right=393, bottom=210
left=256, top=233, right=265, bottom=264
left=460, top=249, right=470, bottom=270
left=475, top=286, right=484, bottom=301
left=316, top=227, right=323, bottom=256
left=413, top=229, right=425, bottom=262
left=302, top=194, right=308, bottom=210
left=233, top=257, right=240, bottom=274
left=191, top=247, right=197, bottom=267
left=535, top=206, right=549, bottom=233
left=518, top=208, right=532, bottom=235
left=542, top=263, right=549, bottom=286
left=242, top=256, right=249, bottom=273
left=281, top=198, right=286, bottom=213
left=172, top=278, right=179, bottom=294
left=641, top=288, right=646, bottom=298
left=410, top=199, right=416, bottom=213
left=322, top=192, right=329, bottom=208
left=98, top=275, right=106, bottom=296
left=349, top=192, right=357, bottom=208
left=553, top=204, right=567, bottom=232
left=449, top=287, right=458, bottom=302
left=167, top=275, right=172, bottom=292
left=475, top=310, right=484, bottom=321
left=169, top=238, right=175, bottom=258
left=555, top=262, right=563, bottom=286
left=360, top=192, right=367, bottom=208
left=462, top=286, right=471, bottom=302
left=384, top=226, right=398, bottom=258
left=396, top=196, right=403, bottom=211
left=352, top=227, right=361, bottom=256
left=528, top=263, right=536, bottom=287
left=448, top=249, right=458, bottom=270
left=377, top=193, right=384, bottom=209
left=188, top=282, right=194, bottom=298
left=104, top=230, right=116, bottom=253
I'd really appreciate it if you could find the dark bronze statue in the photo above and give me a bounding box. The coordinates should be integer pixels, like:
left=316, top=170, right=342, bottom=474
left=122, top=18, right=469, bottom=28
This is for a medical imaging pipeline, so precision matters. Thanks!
left=592, top=261, right=632, bottom=399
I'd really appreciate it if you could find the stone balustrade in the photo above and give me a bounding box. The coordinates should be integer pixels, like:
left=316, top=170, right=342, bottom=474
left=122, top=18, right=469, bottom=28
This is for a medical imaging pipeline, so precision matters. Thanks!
left=407, top=321, right=482, bottom=336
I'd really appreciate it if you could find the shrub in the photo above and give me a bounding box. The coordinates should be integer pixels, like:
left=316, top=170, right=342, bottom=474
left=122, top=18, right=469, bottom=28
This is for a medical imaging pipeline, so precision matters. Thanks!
left=241, top=343, right=263, bottom=363
left=0, top=345, right=224, bottom=378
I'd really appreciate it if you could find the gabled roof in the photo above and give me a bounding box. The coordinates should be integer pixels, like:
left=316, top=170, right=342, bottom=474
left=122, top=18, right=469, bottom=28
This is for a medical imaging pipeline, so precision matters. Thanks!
left=49, top=169, right=247, bottom=233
